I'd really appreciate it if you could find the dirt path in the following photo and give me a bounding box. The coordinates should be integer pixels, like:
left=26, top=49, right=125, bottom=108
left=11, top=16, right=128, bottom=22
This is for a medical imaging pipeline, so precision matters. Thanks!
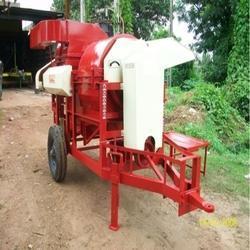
left=0, top=89, right=249, bottom=249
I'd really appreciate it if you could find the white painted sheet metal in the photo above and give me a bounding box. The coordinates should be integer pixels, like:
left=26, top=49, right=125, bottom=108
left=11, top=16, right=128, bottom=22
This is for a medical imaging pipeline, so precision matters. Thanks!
left=104, top=38, right=195, bottom=150
left=43, top=65, right=72, bottom=96
left=147, top=37, right=195, bottom=69
left=104, top=38, right=146, bottom=83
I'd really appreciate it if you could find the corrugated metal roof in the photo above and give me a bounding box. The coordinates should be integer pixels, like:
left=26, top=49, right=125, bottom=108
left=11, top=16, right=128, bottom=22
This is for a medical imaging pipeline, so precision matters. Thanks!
left=0, top=6, right=63, bottom=23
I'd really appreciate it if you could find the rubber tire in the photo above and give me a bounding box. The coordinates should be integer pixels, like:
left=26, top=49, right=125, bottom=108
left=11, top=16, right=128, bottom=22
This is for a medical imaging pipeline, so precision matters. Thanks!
left=47, top=125, right=67, bottom=182
left=135, top=137, right=155, bottom=167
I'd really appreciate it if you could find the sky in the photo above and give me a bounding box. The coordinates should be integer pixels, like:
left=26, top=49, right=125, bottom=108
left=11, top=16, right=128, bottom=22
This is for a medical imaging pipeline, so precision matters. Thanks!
left=173, top=14, right=194, bottom=46
left=18, top=0, right=53, bottom=11
left=18, top=0, right=194, bottom=46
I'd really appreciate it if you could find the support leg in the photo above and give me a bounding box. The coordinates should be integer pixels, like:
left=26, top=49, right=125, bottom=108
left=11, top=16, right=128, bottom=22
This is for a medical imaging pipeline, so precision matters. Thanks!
left=109, top=182, right=120, bottom=231
left=203, top=146, right=208, bottom=176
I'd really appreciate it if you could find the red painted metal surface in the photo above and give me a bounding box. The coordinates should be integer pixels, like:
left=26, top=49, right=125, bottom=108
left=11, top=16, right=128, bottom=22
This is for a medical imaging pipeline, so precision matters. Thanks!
left=30, top=19, right=108, bottom=68
left=164, top=131, right=209, bottom=151
left=164, top=132, right=209, bottom=175
left=30, top=19, right=214, bottom=231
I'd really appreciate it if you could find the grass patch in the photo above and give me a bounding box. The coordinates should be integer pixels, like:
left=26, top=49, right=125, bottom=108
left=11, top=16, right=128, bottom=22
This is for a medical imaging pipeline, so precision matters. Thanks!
left=203, top=152, right=249, bottom=198
left=165, top=86, right=193, bottom=113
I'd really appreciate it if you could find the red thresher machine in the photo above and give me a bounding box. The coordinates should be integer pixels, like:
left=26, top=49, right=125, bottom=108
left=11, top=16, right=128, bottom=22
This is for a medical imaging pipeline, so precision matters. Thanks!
left=30, top=20, right=214, bottom=231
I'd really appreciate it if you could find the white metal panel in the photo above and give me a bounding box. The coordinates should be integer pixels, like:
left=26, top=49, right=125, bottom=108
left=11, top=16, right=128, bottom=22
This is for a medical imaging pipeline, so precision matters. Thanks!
left=35, top=59, right=55, bottom=90
left=43, top=65, right=72, bottom=96
left=104, top=37, right=195, bottom=151
left=104, top=38, right=146, bottom=83
left=147, top=37, right=195, bottom=69
left=123, top=47, right=164, bottom=150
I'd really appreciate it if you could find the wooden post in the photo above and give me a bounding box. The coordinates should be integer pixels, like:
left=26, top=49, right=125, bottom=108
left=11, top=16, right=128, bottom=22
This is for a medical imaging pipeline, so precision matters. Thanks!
left=64, top=0, right=71, bottom=19
left=169, top=0, right=173, bottom=87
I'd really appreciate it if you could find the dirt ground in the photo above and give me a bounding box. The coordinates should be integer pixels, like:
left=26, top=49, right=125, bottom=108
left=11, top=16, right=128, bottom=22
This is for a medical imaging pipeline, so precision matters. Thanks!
left=0, top=89, right=249, bottom=250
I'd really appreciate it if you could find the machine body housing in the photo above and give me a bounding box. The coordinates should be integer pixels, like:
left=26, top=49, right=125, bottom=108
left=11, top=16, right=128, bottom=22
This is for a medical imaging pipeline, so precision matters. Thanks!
left=30, top=19, right=214, bottom=230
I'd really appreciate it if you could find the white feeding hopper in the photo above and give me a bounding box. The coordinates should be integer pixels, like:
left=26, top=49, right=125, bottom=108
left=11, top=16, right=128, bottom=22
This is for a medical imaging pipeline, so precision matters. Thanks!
left=146, top=37, right=195, bottom=69
left=104, top=37, right=195, bottom=150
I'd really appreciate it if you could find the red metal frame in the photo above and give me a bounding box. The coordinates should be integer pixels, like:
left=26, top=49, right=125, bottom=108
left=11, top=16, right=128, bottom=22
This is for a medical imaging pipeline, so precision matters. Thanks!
left=30, top=20, right=214, bottom=231
left=164, top=132, right=209, bottom=176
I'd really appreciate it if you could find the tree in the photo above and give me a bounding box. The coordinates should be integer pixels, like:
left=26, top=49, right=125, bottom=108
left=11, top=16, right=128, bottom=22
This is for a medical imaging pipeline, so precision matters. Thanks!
left=227, top=0, right=249, bottom=85
left=226, top=0, right=249, bottom=121
left=176, top=0, right=237, bottom=83
left=53, top=0, right=133, bottom=33
left=131, top=0, right=169, bottom=39
left=52, top=0, right=80, bottom=20
left=120, top=0, right=133, bottom=33
left=52, top=0, right=170, bottom=39
left=85, top=0, right=112, bottom=22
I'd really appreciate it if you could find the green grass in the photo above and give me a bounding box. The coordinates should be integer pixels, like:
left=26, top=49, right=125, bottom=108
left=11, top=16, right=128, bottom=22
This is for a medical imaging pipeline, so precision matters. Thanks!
left=165, top=86, right=189, bottom=114
left=203, top=151, right=249, bottom=198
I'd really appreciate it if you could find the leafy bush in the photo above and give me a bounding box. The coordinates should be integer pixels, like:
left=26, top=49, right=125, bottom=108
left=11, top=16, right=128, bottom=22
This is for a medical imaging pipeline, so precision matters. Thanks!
left=178, top=63, right=204, bottom=91
left=171, top=62, right=194, bottom=88
left=225, top=81, right=249, bottom=121
left=201, top=53, right=228, bottom=84
left=190, top=83, right=248, bottom=152
left=181, top=79, right=197, bottom=91
left=182, top=118, right=226, bottom=153
left=165, top=83, right=249, bottom=153
left=165, top=86, right=189, bottom=114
